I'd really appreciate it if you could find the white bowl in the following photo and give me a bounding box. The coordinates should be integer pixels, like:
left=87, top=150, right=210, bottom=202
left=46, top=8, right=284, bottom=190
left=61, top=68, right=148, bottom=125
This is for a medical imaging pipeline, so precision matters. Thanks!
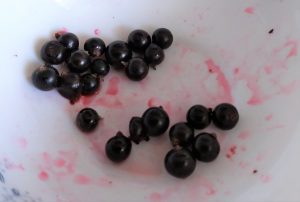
left=1, top=0, right=300, bottom=201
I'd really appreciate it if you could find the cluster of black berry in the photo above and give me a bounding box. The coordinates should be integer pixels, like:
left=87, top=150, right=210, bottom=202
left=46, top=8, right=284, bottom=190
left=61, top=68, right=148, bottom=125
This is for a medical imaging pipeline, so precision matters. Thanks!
left=31, top=28, right=173, bottom=103
left=165, top=103, right=239, bottom=178
left=75, top=103, right=239, bottom=179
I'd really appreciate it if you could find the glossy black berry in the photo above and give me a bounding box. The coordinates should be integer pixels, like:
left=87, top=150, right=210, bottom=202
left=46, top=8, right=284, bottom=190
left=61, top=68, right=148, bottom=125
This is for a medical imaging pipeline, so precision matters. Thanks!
left=67, top=50, right=91, bottom=73
left=125, top=58, right=149, bottom=81
left=84, top=38, right=106, bottom=57
left=212, top=103, right=239, bottom=130
left=192, top=133, right=220, bottom=162
left=169, top=122, right=194, bottom=147
left=81, top=74, right=100, bottom=96
left=76, top=108, right=100, bottom=132
left=128, top=29, right=151, bottom=52
left=164, top=148, right=196, bottom=178
left=105, top=131, right=132, bottom=163
left=40, top=40, right=66, bottom=64
left=152, top=28, right=173, bottom=49
left=90, top=59, right=110, bottom=76
left=32, top=65, right=59, bottom=91
left=142, top=107, right=170, bottom=137
left=129, top=117, right=149, bottom=144
left=57, top=32, right=79, bottom=52
left=144, top=43, right=165, bottom=67
left=106, top=41, right=132, bottom=64
left=187, top=105, right=212, bottom=130
left=57, top=73, right=82, bottom=103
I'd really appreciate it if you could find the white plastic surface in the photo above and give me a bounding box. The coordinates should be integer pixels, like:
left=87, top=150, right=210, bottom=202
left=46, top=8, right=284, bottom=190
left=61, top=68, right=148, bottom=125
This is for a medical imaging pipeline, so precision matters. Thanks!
left=1, top=0, right=300, bottom=201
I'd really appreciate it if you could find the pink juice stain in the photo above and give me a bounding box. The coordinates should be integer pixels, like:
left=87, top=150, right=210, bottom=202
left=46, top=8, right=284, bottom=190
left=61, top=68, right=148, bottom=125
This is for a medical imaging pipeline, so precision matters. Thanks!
left=244, top=7, right=254, bottom=14
left=74, top=174, right=91, bottom=185
left=106, top=76, right=120, bottom=96
left=238, top=131, right=251, bottom=140
left=205, top=59, right=233, bottom=103
left=38, top=171, right=49, bottom=181
left=16, top=137, right=28, bottom=149
left=94, top=28, right=101, bottom=36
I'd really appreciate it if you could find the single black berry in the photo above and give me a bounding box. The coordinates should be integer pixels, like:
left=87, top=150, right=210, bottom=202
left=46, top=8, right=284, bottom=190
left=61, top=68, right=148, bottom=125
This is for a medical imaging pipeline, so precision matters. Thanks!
left=144, top=43, right=165, bottom=67
left=128, top=29, right=151, bottom=52
left=106, top=41, right=132, bottom=64
left=192, top=133, right=220, bottom=162
left=84, top=38, right=106, bottom=57
left=152, top=28, right=173, bottom=49
left=67, top=50, right=91, bottom=73
left=125, top=58, right=149, bottom=81
left=57, top=32, right=79, bottom=52
left=41, top=40, right=66, bottom=64
left=129, top=117, right=149, bottom=144
left=81, top=74, right=100, bottom=96
left=105, top=131, right=132, bottom=163
left=212, top=103, right=239, bottom=130
left=90, top=59, right=110, bottom=76
left=142, top=107, right=170, bottom=137
left=164, top=148, right=196, bottom=178
left=32, top=65, right=59, bottom=91
left=76, top=108, right=100, bottom=132
left=187, top=105, right=212, bottom=129
left=57, top=73, right=82, bottom=103
left=169, top=122, right=194, bottom=147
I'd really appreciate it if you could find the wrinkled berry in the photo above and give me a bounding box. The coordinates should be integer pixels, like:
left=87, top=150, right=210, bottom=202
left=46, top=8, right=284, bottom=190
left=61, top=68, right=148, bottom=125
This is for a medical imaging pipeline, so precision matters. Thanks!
left=41, top=40, right=66, bottom=64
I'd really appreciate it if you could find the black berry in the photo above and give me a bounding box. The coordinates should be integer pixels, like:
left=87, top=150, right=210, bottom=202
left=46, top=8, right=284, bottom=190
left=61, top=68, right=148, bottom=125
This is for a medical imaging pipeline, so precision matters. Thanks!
left=192, top=133, right=220, bottom=162
left=128, top=29, right=151, bottom=52
left=212, top=103, right=239, bottom=130
left=152, top=28, right=173, bottom=49
left=67, top=50, right=91, bottom=73
left=57, top=73, right=82, bottom=103
left=105, top=131, right=132, bottom=163
left=57, top=32, right=79, bottom=52
left=144, top=43, right=165, bottom=67
left=142, top=107, right=170, bottom=137
left=76, top=108, right=100, bottom=132
left=81, top=74, right=100, bottom=96
left=84, top=38, right=106, bottom=57
left=125, top=58, right=149, bottom=81
left=41, top=40, right=66, bottom=64
left=169, top=122, right=194, bottom=147
left=164, top=148, right=196, bottom=178
left=32, top=65, right=59, bottom=91
left=90, top=59, right=110, bottom=76
left=106, top=41, right=132, bottom=64
left=187, top=105, right=212, bottom=129
left=129, top=117, right=149, bottom=144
